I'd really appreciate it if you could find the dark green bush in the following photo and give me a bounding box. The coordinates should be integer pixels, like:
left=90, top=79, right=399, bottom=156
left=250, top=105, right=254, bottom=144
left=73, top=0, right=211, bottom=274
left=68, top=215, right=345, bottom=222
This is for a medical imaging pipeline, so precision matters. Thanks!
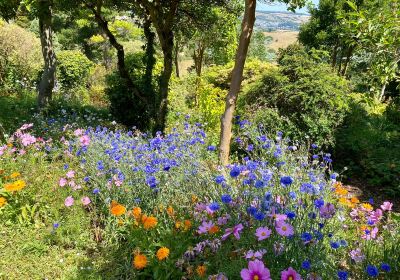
left=240, top=44, right=350, bottom=147
left=335, top=94, right=400, bottom=194
left=106, top=52, right=161, bottom=130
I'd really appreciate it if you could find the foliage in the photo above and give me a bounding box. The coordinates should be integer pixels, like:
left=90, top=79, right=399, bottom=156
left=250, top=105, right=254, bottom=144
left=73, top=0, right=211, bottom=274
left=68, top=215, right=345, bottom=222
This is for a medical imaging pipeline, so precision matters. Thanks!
left=248, top=30, right=269, bottom=61
left=335, top=94, right=400, bottom=194
left=106, top=51, right=162, bottom=130
left=240, top=44, right=350, bottom=147
left=0, top=21, right=42, bottom=94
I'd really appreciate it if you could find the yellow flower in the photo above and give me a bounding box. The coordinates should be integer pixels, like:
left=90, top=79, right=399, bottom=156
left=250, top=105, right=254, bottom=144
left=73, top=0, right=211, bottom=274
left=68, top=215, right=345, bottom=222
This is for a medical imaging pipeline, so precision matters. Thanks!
left=175, top=221, right=182, bottom=229
left=156, top=247, right=170, bottom=261
left=0, top=197, right=7, bottom=207
left=133, top=254, right=147, bottom=270
left=362, top=203, right=373, bottom=211
left=110, top=200, right=126, bottom=216
left=142, top=216, right=157, bottom=230
left=4, top=180, right=26, bottom=192
left=10, top=172, right=21, bottom=178
left=196, top=265, right=207, bottom=277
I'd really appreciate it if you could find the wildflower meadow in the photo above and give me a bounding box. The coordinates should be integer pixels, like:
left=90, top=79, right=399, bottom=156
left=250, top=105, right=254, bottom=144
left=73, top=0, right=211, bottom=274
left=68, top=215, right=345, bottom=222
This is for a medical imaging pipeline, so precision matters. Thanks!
left=1, top=107, right=399, bottom=279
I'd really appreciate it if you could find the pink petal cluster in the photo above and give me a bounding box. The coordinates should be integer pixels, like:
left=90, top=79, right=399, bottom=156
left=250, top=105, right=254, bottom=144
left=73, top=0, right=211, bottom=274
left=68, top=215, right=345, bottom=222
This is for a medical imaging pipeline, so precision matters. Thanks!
left=81, top=196, right=91, bottom=206
left=350, top=248, right=365, bottom=263
left=381, top=201, right=393, bottom=211
left=255, top=226, right=272, bottom=241
left=281, top=267, right=302, bottom=280
left=240, top=260, right=271, bottom=280
left=64, top=196, right=74, bottom=207
left=275, top=221, right=294, bottom=237
left=79, top=135, right=90, bottom=146
left=20, top=133, right=36, bottom=146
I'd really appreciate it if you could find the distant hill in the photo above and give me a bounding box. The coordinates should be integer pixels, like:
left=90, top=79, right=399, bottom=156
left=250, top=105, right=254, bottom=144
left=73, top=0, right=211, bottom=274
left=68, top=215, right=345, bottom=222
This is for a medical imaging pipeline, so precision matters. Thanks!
left=255, top=11, right=310, bottom=31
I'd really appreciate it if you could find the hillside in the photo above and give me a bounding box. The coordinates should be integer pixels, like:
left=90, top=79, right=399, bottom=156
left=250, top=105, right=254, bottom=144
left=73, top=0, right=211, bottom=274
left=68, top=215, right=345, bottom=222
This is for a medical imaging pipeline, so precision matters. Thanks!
left=255, top=10, right=310, bottom=31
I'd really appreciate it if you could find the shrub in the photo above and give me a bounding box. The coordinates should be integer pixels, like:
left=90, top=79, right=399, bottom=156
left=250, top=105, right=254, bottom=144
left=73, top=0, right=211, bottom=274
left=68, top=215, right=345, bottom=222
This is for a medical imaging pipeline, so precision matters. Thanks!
left=240, top=44, right=350, bottom=147
left=335, top=94, right=400, bottom=193
left=57, top=49, right=94, bottom=100
left=0, top=21, right=42, bottom=94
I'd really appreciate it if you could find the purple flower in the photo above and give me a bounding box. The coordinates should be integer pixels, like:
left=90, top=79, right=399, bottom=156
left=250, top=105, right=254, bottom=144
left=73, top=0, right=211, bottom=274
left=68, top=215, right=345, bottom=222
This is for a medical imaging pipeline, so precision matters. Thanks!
left=64, top=196, right=74, bottom=207
left=197, top=220, right=214, bottom=234
left=255, top=227, right=271, bottom=241
left=280, top=176, right=293, bottom=186
left=319, top=203, right=335, bottom=219
left=222, top=223, right=244, bottom=240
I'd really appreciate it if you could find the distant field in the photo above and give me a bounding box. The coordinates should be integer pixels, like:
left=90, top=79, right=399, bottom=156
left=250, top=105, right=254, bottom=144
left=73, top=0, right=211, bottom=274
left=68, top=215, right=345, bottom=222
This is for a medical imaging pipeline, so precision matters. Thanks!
left=263, top=30, right=299, bottom=51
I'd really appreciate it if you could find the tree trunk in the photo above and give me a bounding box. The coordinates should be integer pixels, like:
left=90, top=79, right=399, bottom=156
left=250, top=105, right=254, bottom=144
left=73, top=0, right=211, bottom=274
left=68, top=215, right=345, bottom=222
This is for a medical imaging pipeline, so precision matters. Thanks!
left=86, top=3, right=147, bottom=104
left=218, top=0, right=256, bottom=165
left=193, top=45, right=205, bottom=77
left=174, top=42, right=180, bottom=78
left=341, top=45, right=355, bottom=76
left=337, top=48, right=343, bottom=76
left=331, top=41, right=338, bottom=69
left=143, top=15, right=156, bottom=111
left=156, top=30, right=174, bottom=132
left=37, top=0, right=56, bottom=108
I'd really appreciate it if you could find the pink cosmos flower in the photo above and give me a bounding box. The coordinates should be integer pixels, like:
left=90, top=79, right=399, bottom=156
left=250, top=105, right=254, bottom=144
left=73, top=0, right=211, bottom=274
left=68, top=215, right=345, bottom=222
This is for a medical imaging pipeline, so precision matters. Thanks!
left=350, top=248, right=365, bottom=263
left=19, top=149, right=26, bottom=155
left=240, top=260, right=271, bottom=280
left=275, top=221, right=294, bottom=237
left=255, top=226, right=272, bottom=241
left=197, top=220, right=214, bottom=234
left=59, top=178, right=67, bottom=187
left=72, top=184, right=82, bottom=191
left=66, top=170, right=75, bottom=178
left=81, top=196, right=91, bottom=206
left=217, top=214, right=230, bottom=225
left=79, top=135, right=90, bottom=146
left=222, top=223, right=244, bottom=240
left=20, top=133, right=36, bottom=146
left=74, top=129, right=84, bottom=136
left=281, top=267, right=302, bottom=280
left=369, top=209, right=383, bottom=223
left=268, top=207, right=287, bottom=222
left=245, top=249, right=266, bottom=260
left=20, top=123, right=33, bottom=130
left=0, top=145, right=7, bottom=156
left=381, top=201, right=393, bottom=211
left=64, top=196, right=74, bottom=207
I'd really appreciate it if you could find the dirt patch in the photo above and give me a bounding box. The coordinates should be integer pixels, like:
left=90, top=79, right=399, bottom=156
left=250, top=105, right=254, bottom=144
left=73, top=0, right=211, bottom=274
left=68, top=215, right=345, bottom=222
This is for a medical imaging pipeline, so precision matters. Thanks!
left=263, top=30, right=299, bottom=51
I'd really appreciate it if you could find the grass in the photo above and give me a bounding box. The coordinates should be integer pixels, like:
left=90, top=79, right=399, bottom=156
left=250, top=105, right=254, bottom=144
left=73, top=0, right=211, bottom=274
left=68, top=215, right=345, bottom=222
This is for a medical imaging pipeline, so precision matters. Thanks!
left=263, top=30, right=299, bottom=51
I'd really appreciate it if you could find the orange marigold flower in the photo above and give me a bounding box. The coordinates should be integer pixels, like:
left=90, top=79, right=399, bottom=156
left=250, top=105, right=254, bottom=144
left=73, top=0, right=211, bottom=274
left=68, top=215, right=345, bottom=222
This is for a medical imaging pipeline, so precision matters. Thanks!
left=191, top=195, right=198, bottom=203
left=208, top=225, right=220, bottom=234
left=351, top=197, right=360, bottom=204
left=133, top=254, right=147, bottom=269
left=156, top=247, right=170, bottom=261
left=335, top=186, right=348, bottom=196
left=0, top=197, right=7, bottom=207
left=142, top=216, right=157, bottom=229
left=167, top=206, right=174, bottom=216
left=196, top=265, right=207, bottom=277
left=132, top=207, right=142, bottom=219
left=10, top=172, right=20, bottom=178
left=184, top=220, right=192, bottom=231
left=110, top=201, right=126, bottom=216
left=4, top=180, right=26, bottom=192
left=175, top=221, right=182, bottom=229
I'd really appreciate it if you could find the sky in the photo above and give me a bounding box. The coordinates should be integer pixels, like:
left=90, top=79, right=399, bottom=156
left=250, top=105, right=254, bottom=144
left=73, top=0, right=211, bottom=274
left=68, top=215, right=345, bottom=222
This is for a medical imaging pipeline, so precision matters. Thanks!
left=257, top=0, right=319, bottom=14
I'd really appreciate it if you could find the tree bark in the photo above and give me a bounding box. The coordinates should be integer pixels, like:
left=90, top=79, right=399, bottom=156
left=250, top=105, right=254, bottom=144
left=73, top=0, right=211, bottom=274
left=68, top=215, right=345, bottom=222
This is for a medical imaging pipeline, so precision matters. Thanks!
left=174, top=42, right=180, bottom=78
left=341, top=45, right=355, bottom=76
left=37, top=0, right=56, bottom=108
left=331, top=41, right=338, bottom=69
left=86, top=3, right=147, bottom=104
left=218, top=0, right=256, bottom=165
left=143, top=15, right=156, bottom=110
left=193, top=44, right=205, bottom=77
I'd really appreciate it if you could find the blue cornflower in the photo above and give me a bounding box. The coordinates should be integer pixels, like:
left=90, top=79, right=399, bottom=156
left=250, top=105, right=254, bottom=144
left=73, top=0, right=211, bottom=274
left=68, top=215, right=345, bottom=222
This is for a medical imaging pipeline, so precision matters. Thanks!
left=246, top=206, right=257, bottom=215
left=93, top=188, right=100, bottom=194
left=301, top=260, right=311, bottom=270
left=221, top=194, right=232, bottom=204
left=369, top=198, right=374, bottom=205
left=84, top=176, right=90, bottom=182
left=286, top=211, right=296, bottom=219
left=63, top=164, right=69, bottom=170
left=301, top=232, right=313, bottom=242
left=339, top=240, right=348, bottom=247
left=308, top=212, right=317, bottom=219
left=380, top=263, right=391, bottom=272
left=311, top=143, right=318, bottom=149
left=207, top=145, right=216, bottom=151
left=209, top=202, right=220, bottom=211
left=146, top=176, right=158, bottom=188
left=280, top=176, right=293, bottom=186
left=53, top=223, right=59, bottom=229
left=312, top=154, right=319, bottom=159
left=337, top=270, right=348, bottom=280
left=253, top=212, right=265, bottom=221
left=330, top=241, right=340, bottom=249
left=314, top=198, right=325, bottom=208
left=247, top=144, right=254, bottom=151
left=288, top=191, right=296, bottom=199
left=366, top=265, right=379, bottom=277
left=230, top=166, right=241, bottom=178
left=255, top=180, right=265, bottom=189
left=215, top=175, right=225, bottom=184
